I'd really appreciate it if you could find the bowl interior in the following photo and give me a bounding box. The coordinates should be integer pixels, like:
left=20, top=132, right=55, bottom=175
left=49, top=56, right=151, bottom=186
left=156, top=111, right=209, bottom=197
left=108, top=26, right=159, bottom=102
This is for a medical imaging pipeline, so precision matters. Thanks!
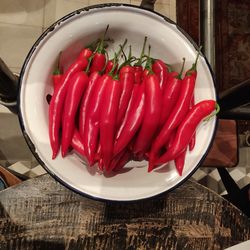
left=19, top=4, right=216, bottom=201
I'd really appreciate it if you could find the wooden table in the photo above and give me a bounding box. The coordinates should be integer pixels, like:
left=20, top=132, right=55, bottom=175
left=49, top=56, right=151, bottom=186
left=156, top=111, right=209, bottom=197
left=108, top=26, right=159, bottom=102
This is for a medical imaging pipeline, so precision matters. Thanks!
left=0, top=174, right=249, bottom=250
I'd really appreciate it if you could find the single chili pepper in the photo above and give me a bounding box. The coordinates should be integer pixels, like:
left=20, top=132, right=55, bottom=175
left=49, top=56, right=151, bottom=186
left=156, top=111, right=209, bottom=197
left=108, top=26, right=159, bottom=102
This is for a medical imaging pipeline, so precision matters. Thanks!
left=78, top=71, right=101, bottom=139
left=152, top=59, right=169, bottom=89
left=189, top=94, right=196, bottom=151
left=149, top=52, right=200, bottom=170
left=83, top=74, right=110, bottom=166
left=151, top=100, right=218, bottom=170
left=134, top=36, right=147, bottom=84
left=166, top=130, right=186, bottom=176
left=49, top=57, right=88, bottom=159
left=113, top=81, right=145, bottom=157
left=116, top=65, right=135, bottom=127
left=78, top=39, right=100, bottom=60
left=89, top=26, right=109, bottom=73
left=133, top=58, right=162, bottom=158
left=71, top=129, right=85, bottom=157
left=52, top=73, right=62, bottom=90
left=105, top=60, right=114, bottom=74
left=100, top=76, right=122, bottom=169
left=78, top=47, right=93, bottom=60
left=61, top=71, right=89, bottom=157
left=52, top=52, right=62, bottom=90
left=115, top=83, right=141, bottom=140
left=159, top=58, right=186, bottom=127
left=174, top=147, right=187, bottom=176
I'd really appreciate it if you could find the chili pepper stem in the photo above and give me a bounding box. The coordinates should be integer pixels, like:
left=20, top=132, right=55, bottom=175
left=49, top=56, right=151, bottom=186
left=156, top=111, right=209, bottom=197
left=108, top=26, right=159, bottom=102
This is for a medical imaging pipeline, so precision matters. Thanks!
left=176, top=58, right=186, bottom=80
left=134, top=36, right=148, bottom=66
left=96, top=24, right=110, bottom=53
left=53, top=51, right=62, bottom=75
left=187, top=46, right=202, bottom=75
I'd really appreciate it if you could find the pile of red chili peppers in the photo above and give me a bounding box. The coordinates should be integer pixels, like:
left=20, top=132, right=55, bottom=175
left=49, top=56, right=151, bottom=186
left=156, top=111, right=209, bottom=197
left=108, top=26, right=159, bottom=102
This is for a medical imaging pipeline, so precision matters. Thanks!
left=48, top=27, right=218, bottom=176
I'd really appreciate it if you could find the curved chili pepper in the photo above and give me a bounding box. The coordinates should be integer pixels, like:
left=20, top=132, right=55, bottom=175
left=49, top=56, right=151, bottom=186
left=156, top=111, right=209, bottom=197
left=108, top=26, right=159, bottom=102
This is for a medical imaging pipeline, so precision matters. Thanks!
left=159, top=58, right=186, bottom=127
left=133, top=73, right=162, bottom=158
left=100, top=78, right=122, bottom=169
left=189, top=95, right=196, bottom=151
left=115, top=83, right=141, bottom=140
left=71, top=129, right=85, bottom=157
left=78, top=71, right=101, bottom=139
left=149, top=54, right=199, bottom=170
left=61, top=71, right=89, bottom=157
left=152, top=100, right=217, bottom=170
left=113, top=82, right=145, bottom=157
left=116, top=66, right=135, bottom=127
left=166, top=130, right=187, bottom=175
left=49, top=57, right=88, bottom=159
left=83, top=74, right=110, bottom=165
left=174, top=147, right=187, bottom=176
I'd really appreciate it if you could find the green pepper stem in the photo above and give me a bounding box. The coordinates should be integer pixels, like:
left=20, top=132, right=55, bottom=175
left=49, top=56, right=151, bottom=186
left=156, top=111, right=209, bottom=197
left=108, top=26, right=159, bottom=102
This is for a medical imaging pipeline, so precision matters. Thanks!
left=53, top=51, right=62, bottom=75
left=134, top=36, right=147, bottom=66
left=176, top=58, right=186, bottom=79
left=187, top=46, right=202, bottom=75
left=96, top=25, right=109, bottom=54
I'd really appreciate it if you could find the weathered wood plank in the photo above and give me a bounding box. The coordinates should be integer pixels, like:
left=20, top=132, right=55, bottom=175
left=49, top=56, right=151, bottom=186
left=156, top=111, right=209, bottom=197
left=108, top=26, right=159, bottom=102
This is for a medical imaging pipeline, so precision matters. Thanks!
left=0, top=174, right=249, bottom=250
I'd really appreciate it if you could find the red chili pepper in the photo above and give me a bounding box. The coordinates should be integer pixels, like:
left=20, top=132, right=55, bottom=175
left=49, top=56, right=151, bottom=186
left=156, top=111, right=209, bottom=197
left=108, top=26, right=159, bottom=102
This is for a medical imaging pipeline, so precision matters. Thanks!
left=174, top=147, right=187, bottom=176
left=71, top=129, right=85, bottom=157
left=78, top=71, right=101, bottom=139
left=116, top=66, right=135, bottom=127
left=105, top=60, right=114, bottom=74
left=83, top=74, right=110, bottom=165
left=189, top=95, right=196, bottom=151
left=149, top=54, right=199, bottom=170
left=159, top=58, right=186, bottom=127
left=52, top=52, right=62, bottom=90
left=113, top=82, right=145, bottom=157
left=116, top=83, right=141, bottom=139
left=89, top=26, right=109, bottom=73
left=90, top=52, right=106, bottom=73
left=100, top=77, right=122, bottom=169
left=152, top=59, right=169, bottom=89
left=151, top=100, right=217, bottom=170
left=78, top=47, right=93, bottom=60
left=133, top=73, right=162, bottom=158
left=61, top=71, right=89, bottom=157
left=49, top=57, right=88, bottom=159
left=52, top=74, right=62, bottom=90
left=134, top=65, right=143, bottom=84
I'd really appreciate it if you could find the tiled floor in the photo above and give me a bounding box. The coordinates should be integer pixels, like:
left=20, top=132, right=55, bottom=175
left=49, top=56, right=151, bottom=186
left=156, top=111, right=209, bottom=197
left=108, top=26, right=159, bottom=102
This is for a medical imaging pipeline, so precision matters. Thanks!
left=0, top=0, right=250, bottom=196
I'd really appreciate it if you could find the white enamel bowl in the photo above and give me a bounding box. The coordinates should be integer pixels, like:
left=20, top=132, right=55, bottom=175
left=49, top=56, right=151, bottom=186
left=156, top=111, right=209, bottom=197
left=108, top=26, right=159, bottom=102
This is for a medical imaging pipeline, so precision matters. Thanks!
left=18, top=4, right=217, bottom=201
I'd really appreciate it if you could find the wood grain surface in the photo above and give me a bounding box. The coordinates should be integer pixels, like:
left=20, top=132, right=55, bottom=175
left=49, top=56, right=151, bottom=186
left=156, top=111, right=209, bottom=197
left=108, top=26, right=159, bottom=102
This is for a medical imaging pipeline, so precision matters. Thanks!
left=0, top=174, right=249, bottom=250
